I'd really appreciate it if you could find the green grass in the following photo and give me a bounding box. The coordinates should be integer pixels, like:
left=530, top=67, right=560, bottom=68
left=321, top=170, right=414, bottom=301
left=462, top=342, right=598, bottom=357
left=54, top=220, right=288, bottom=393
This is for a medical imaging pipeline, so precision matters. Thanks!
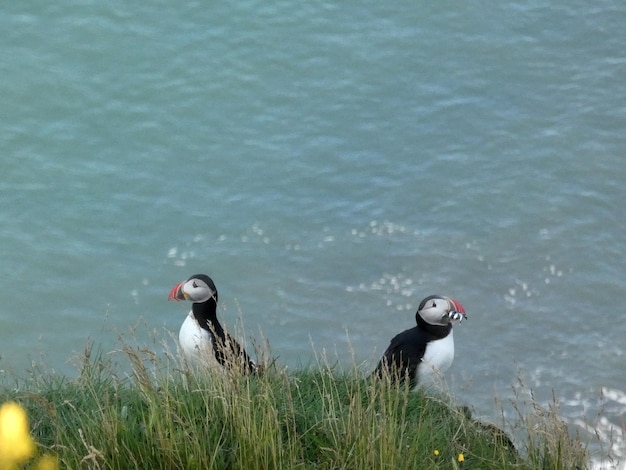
left=1, top=342, right=587, bottom=469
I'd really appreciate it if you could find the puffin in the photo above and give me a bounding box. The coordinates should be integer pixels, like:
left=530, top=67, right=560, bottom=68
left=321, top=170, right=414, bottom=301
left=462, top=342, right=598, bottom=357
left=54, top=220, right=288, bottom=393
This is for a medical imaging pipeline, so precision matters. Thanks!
left=373, top=294, right=466, bottom=388
left=168, top=273, right=257, bottom=374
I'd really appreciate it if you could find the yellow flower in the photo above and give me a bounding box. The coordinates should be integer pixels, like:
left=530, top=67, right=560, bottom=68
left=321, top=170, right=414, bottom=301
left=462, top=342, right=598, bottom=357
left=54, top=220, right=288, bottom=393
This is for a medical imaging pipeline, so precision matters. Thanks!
left=0, top=401, right=36, bottom=466
left=433, top=449, right=440, bottom=456
left=457, top=453, right=465, bottom=462
left=35, top=454, right=59, bottom=470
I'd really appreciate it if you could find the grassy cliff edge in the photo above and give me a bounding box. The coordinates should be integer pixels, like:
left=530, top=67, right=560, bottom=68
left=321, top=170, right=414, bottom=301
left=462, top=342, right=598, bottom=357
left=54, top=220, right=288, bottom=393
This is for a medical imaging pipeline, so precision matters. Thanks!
left=0, top=342, right=587, bottom=469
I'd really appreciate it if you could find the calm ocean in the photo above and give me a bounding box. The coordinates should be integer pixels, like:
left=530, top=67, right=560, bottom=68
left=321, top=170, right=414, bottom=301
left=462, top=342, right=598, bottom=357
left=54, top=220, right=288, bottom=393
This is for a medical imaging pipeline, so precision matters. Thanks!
left=2, top=2, right=625, bottom=466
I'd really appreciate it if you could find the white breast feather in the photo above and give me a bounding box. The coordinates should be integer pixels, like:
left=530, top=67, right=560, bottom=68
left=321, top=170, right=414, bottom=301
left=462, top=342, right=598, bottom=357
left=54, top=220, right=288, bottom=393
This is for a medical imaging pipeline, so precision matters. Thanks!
left=416, top=331, right=455, bottom=387
left=178, top=312, right=217, bottom=366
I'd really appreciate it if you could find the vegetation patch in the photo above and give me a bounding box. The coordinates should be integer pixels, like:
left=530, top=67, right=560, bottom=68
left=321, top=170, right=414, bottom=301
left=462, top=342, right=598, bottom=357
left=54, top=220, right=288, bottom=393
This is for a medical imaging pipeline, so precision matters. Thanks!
left=0, top=342, right=587, bottom=469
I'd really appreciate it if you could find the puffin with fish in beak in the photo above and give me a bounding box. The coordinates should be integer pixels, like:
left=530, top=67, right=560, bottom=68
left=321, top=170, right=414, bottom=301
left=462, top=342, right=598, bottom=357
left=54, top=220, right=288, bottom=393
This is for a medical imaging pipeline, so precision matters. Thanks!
left=373, top=294, right=466, bottom=388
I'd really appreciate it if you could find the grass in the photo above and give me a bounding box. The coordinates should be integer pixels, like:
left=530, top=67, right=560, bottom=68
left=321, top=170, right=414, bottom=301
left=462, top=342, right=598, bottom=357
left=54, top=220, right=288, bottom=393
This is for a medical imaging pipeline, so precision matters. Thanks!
left=0, top=340, right=588, bottom=470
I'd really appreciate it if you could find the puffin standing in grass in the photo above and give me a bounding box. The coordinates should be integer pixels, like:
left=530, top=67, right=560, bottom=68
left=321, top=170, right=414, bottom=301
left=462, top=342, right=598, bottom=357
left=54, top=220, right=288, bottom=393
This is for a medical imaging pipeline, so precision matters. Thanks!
left=168, top=273, right=257, bottom=374
left=373, top=294, right=466, bottom=388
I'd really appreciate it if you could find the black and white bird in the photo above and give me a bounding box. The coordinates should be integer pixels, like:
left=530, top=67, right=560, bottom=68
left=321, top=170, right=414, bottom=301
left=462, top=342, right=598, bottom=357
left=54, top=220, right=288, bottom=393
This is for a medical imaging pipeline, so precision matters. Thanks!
left=168, top=273, right=257, bottom=374
left=373, top=294, right=466, bottom=388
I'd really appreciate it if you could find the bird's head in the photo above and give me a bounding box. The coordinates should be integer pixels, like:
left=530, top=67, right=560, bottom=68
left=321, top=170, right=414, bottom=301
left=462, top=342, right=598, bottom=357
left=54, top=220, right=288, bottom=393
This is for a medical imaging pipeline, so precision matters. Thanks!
left=416, top=295, right=466, bottom=326
left=168, top=274, right=218, bottom=304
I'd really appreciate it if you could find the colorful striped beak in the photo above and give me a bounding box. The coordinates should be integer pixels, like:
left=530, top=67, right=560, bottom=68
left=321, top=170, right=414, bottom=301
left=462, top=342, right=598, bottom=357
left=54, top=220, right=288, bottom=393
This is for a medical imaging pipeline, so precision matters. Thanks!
left=167, top=281, right=187, bottom=301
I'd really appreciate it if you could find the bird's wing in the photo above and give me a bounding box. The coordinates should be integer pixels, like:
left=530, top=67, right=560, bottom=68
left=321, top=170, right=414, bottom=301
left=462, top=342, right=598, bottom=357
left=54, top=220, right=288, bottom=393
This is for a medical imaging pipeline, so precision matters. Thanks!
left=373, top=326, right=428, bottom=386
left=212, top=331, right=257, bottom=375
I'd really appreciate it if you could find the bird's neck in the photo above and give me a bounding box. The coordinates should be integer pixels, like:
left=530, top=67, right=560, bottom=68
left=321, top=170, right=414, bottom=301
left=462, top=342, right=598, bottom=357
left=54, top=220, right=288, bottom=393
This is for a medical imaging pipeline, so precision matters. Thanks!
left=416, top=314, right=452, bottom=339
left=192, top=300, right=224, bottom=337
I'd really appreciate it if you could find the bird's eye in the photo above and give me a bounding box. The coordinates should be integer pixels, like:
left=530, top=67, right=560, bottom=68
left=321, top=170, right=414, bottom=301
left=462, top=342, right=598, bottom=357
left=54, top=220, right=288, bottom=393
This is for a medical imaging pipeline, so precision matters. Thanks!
left=192, top=281, right=198, bottom=288
left=431, top=301, right=437, bottom=308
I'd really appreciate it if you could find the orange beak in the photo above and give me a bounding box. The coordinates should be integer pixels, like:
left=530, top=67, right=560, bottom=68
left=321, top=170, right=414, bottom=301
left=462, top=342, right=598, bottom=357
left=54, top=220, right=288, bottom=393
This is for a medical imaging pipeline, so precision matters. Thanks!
left=449, top=298, right=466, bottom=317
left=167, top=281, right=187, bottom=301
